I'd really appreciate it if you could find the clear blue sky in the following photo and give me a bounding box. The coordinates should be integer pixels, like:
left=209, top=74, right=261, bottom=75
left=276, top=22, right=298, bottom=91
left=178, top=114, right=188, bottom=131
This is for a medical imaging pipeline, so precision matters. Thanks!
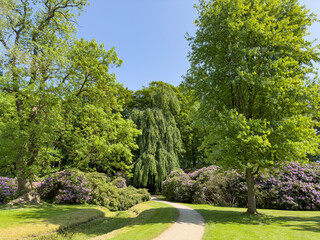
left=77, top=0, right=320, bottom=91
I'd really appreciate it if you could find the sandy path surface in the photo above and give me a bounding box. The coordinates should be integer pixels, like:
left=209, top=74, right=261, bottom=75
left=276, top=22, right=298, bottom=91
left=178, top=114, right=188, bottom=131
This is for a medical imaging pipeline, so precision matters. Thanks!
left=152, top=197, right=205, bottom=240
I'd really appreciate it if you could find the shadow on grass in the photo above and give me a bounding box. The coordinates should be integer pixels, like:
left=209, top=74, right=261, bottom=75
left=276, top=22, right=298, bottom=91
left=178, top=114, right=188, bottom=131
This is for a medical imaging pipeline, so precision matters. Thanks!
left=57, top=206, right=178, bottom=239
left=2, top=204, right=178, bottom=239
left=193, top=208, right=320, bottom=233
left=0, top=204, right=106, bottom=227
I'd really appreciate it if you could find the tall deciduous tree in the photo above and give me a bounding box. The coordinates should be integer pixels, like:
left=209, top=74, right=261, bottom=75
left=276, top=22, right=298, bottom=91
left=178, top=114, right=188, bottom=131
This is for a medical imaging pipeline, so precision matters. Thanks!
left=176, top=84, right=205, bottom=170
left=0, top=0, right=139, bottom=195
left=130, top=82, right=183, bottom=192
left=185, top=0, right=320, bottom=214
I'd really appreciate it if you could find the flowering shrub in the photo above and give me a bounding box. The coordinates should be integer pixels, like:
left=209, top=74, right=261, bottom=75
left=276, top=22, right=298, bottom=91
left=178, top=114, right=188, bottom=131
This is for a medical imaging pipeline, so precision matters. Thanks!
left=163, top=162, right=320, bottom=210
left=1, top=170, right=150, bottom=210
left=38, top=169, right=90, bottom=204
left=111, top=176, right=127, bottom=188
left=162, top=167, right=215, bottom=203
left=254, top=162, right=320, bottom=210
left=0, top=177, right=17, bottom=205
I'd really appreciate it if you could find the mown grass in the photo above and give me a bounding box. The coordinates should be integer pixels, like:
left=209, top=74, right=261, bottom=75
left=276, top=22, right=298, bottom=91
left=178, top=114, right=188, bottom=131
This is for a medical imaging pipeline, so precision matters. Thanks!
left=184, top=203, right=320, bottom=240
left=53, top=201, right=179, bottom=240
left=0, top=201, right=178, bottom=240
left=0, top=204, right=107, bottom=239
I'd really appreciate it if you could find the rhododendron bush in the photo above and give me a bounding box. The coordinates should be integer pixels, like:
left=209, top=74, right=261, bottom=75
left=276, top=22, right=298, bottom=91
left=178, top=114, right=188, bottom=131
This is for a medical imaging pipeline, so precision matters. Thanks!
left=38, top=170, right=91, bottom=204
left=0, top=177, right=17, bottom=204
left=162, top=162, right=320, bottom=210
left=0, top=170, right=150, bottom=210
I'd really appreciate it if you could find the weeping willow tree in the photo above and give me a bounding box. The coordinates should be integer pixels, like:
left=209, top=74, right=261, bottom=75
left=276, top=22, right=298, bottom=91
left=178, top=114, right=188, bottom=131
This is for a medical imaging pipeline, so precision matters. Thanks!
left=130, top=82, right=183, bottom=192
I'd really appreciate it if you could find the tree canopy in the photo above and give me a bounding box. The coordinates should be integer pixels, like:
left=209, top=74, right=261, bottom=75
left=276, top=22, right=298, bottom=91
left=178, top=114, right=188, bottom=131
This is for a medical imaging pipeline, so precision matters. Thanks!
left=176, top=84, right=205, bottom=170
left=185, top=0, right=320, bottom=213
left=0, top=0, right=140, bottom=194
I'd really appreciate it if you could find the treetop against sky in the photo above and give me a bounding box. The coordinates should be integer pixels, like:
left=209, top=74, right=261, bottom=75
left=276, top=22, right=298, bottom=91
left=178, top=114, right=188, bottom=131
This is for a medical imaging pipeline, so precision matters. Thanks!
left=76, top=0, right=320, bottom=91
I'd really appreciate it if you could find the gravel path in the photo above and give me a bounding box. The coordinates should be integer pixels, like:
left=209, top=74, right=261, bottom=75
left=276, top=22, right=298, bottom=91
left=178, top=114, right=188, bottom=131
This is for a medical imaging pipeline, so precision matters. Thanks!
left=152, top=197, right=205, bottom=240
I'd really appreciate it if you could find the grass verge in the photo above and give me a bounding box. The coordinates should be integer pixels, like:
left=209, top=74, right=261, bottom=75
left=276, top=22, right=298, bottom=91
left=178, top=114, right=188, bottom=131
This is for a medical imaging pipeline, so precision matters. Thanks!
left=184, top=203, right=320, bottom=240
left=41, top=201, right=178, bottom=240
left=0, top=204, right=106, bottom=239
left=0, top=201, right=178, bottom=240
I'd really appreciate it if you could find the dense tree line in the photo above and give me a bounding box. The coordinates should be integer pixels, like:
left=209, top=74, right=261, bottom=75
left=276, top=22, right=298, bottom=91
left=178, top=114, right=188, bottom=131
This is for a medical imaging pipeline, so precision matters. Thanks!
left=0, top=0, right=140, bottom=195
left=1, top=0, right=319, bottom=213
left=0, top=0, right=204, bottom=197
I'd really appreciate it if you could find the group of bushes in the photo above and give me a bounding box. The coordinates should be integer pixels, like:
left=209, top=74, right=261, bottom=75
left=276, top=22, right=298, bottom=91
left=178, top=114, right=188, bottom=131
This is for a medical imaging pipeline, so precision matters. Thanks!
left=3, top=162, right=320, bottom=211
left=162, top=162, right=320, bottom=210
left=0, top=170, right=150, bottom=211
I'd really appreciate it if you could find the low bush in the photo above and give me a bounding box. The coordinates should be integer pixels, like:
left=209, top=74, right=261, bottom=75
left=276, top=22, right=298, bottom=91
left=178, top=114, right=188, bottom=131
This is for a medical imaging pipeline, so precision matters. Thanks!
left=38, top=169, right=91, bottom=204
left=241, top=162, right=320, bottom=210
left=86, top=171, right=150, bottom=211
left=1, top=170, right=150, bottom=210
left=205, top=173, right=238, bottom=207
left=162, top=168, right=210, bottom=204
left=162, top=162, right=320, bottom=210
left=111, top=176, right=127, bottom=188
left=0, top=177, right=17, bottom=205
left=162, top=169, right=196, bottom=203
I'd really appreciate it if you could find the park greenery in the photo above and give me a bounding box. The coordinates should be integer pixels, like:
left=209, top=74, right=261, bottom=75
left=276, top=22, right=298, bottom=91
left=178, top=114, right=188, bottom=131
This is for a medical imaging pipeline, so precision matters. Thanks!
left=163, top=162, right=320, bottom=211
left=0, top=0, right=320, bottom=237
left=186, top=203, right=320, bottom=240
left=129, top=82, right=183, bottom=192
left=185, top=0, right=320, bottom=213
left=0, top=201, right=178, bottom=240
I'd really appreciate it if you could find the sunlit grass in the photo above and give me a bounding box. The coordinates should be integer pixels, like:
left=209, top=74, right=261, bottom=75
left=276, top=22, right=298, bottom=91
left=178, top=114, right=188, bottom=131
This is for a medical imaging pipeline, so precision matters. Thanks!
left=184, top=203, right=320, bottom=240
left=39, top=201, right=178, bottom=240
left=0, top=204, right=106, bottom=239
left=0, top=201, right=178, bottom=240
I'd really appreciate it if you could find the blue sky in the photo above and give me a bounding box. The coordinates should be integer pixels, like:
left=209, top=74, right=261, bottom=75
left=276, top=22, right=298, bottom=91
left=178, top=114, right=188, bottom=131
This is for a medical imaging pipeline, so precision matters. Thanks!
left=77, top=0, right=320, bottom=91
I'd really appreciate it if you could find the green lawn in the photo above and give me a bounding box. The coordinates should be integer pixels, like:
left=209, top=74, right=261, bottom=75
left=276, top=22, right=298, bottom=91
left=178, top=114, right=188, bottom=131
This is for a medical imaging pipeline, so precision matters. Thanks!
left=0, top=204, right=106, bottom=239
left=184, top=203, right=320, bottom=240
left=0, top=201, right=178, bottom=240
left=42, top=201, right=178, bottom=240
left=4, top=199, right=317, bottom=240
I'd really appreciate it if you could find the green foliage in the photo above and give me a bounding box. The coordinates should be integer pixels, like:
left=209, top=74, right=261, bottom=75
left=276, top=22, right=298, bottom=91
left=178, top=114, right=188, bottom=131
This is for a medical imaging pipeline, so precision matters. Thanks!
left=38, top=169, right=90, bottom=204
left=186, top=0, right=320, bottom=168
left=130, top=82, right=183, bottom=191
left=0, top=0, right=140, bottom=192
left=176, top=84, right=206, bottom=169
left=185, top=0, right=320, bottom=212
left=86, top=172, right=150, bottom=211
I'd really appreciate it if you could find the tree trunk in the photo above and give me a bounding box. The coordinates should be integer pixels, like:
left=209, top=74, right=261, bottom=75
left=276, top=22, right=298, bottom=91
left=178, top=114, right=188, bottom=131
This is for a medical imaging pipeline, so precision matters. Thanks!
left=16, top=157, right=33, bottom=196
left=246, top=167, right=258, bottom=214
left=17, top=175, right=33, bottom=196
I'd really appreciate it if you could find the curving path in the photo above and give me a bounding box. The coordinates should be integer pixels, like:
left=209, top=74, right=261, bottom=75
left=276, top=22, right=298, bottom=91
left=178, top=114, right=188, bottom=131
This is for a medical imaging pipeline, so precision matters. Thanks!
left=152, top=197, right=205, bottom=240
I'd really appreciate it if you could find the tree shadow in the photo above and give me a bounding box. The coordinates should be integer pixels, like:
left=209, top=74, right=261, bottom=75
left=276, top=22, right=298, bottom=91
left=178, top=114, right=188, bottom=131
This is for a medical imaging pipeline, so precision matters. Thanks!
left=2, top=204, right=106, bottom=227
left=193, top=207, right=320, bottom=233
left=3, top=204, right=178, bottom=239
left=57, top=206, right=178, bottom=238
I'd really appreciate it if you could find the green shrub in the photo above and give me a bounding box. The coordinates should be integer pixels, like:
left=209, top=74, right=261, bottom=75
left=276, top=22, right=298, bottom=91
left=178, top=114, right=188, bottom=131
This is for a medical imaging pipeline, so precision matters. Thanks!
left=204, top=173, right=238, bottom=207
left=85, top=172, right=150, bottom=211
left=162, top=169, right=202, bottom=203
left=163, top=163, right=320, bottom=210
left=38, top=169, right=90, bottom=204
left=111, top=176, right=127, bottom=188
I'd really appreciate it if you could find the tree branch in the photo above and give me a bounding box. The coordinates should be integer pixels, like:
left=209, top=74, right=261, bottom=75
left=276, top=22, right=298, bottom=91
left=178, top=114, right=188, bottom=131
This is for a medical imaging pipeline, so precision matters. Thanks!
left=76, top=74, right=89, bottom=96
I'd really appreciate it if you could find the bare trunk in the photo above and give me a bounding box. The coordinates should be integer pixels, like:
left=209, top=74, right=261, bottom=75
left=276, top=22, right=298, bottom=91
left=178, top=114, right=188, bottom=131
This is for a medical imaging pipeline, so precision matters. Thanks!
left=246, top=167, right=258, bottom=214
left=16, top=160, right=33, bottom=196
left=17, top=174, right=33, bottom=195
